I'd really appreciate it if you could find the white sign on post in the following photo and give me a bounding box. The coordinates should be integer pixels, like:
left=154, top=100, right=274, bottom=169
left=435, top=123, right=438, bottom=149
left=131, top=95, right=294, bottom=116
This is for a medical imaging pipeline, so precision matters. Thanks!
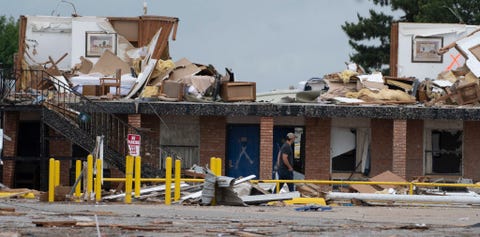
left=127, top=134, right=141, bottom=156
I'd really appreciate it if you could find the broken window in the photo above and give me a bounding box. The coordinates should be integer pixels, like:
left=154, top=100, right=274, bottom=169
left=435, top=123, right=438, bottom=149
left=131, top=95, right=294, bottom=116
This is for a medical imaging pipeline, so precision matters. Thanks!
left=425, top=129, right=462, bottom=174
left=331, top=119, right=370, bottom=175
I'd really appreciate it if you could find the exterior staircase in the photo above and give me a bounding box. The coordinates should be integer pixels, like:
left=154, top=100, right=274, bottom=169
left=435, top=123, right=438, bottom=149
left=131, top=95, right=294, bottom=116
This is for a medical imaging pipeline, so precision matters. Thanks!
left=1, top=69, right=166, bottom=177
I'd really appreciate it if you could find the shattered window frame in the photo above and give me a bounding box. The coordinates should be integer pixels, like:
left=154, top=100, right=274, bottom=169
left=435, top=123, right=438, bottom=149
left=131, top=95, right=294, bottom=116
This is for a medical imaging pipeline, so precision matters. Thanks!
left=424, top=120, right=463, bottom=175
left=331, top=118, right=371, bottom=174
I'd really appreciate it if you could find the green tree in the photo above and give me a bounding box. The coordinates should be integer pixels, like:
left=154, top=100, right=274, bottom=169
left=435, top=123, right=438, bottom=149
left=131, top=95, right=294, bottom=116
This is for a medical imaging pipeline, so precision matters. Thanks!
left=342, top=0, right=480, bottom=74
left=0, top=16, right=18, bottom=69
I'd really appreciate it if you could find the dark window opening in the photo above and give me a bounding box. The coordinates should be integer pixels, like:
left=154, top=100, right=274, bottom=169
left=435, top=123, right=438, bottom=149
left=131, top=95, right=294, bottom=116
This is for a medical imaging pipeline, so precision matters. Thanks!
left=431, top=130, right=462, bottom=174
left=14, top=160, right=41, bottom=190
left=332, top=149, right=356, bottom=172
left=17, top=121, right=41, bottom=156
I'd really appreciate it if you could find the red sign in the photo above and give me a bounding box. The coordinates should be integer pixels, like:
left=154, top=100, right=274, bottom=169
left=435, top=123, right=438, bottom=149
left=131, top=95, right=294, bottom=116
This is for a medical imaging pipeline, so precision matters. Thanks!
left=127, top=134, right=141, bottom=156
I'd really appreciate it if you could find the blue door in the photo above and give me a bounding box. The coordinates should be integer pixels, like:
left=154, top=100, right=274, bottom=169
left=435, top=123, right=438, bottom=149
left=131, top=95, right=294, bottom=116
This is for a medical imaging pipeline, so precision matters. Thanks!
left=226, top=125, right=260, bottom=178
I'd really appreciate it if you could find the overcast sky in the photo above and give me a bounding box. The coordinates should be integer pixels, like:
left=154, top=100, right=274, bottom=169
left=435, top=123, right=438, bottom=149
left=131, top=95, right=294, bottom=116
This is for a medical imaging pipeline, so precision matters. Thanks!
left=1, top=0, right=400, bottom=92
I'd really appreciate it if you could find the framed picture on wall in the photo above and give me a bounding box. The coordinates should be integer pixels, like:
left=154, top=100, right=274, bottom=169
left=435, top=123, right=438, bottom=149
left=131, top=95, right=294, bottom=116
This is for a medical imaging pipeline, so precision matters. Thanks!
left=85, top=32, right=117, bottom=57
left=412, top=36, right=443, bottom=63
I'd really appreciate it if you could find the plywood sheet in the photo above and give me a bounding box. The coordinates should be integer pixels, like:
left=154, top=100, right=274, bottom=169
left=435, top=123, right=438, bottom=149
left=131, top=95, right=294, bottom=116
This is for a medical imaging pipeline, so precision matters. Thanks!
left=350, top=170, right=407, bottom=193
left=371, top=170, right=407, bottom=189
left=168, top=58, right=201, bottom=82
left=90, top=49, right=130, bottom=76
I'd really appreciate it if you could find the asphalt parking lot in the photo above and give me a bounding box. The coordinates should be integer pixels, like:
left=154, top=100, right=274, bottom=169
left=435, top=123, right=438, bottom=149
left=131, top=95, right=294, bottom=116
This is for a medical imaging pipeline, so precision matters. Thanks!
left=0, top=199, right=479, bottom=236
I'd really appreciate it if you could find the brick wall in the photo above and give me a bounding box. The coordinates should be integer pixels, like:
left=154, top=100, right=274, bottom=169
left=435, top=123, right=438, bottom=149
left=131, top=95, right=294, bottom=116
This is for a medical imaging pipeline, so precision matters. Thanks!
left=199, top=116, right=226, bottom=174
left=406, top=120, right=424, bottom=180
left=48, top=128, right=72, bottom=185
left=128, top=114, right=142, bottom=131
left=464, top=121, right=480, bottom=182
left=304, top=118, right=330, bottom=180
left=2, top=112, right=18, bottom=187
left=370, top=119, right=393, bottom=177
left=392, top=119, right=407, bottom=179
left=259, top=117, right=273, bottom=180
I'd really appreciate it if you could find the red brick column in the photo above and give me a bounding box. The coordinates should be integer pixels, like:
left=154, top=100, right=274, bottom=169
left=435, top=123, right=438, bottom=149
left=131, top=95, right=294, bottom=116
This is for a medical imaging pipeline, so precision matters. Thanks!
left=259, top=117, right=273, bottom=180
left=199, top=116, right=226, bottom=174
left=304, top=118, right=330, bottom=180
left=48, top=129, right=72, bottom=185
left=406, top=120, right=424, bottom=180
left=464, top=121, right=480, bottom=182
left=392, top=119, right=407, bottom=179
left=370, top=119, right=393, bottom=177
left=128, top=114, right=142, bottom=131
left=2, top=112, right=19, bottom=187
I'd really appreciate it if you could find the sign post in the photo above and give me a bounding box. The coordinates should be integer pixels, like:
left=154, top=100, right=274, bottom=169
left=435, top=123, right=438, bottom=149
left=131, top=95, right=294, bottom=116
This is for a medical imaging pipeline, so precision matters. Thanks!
left=127, top=134, right=141, bottom=156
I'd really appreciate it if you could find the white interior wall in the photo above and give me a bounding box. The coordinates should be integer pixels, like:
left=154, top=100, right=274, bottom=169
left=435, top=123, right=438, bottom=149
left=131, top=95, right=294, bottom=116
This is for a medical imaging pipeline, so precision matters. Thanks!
left=24, top=16, right=72, bottom=70
left=396, top=22, right=480, bottom=80
left=331, top=127, right=355, bottom=158
left=71, top=17, right=110, bottom=68
left=331, top=118, right=370, bottom=158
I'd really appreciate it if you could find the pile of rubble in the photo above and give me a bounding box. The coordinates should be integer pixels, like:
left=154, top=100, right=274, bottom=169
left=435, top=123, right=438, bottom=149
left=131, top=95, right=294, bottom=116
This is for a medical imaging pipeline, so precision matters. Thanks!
left=272, top=60, right=480, bottom=107
left=287, top=30, right=480, bottom=106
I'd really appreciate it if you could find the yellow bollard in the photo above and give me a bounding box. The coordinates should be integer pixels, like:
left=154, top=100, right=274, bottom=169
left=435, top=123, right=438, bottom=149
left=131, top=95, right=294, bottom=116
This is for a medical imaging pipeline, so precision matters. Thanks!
left=95, top=158, right=102, bottom=202
left=75, top=160, right=82, bottom=198
left=215, top=157, right=222, bottom=176
left=87, top=155, right=93, bottom=201
left=134, top=156, right=141, bottom=198
left=125, top=156, right=133, bottom=204
left=54, top=160, right=60, bottom=187
left=209, top=157, right=217, bottom=206
left=165, top=157, right=172, bottom=205
left=210, top=157, right=217, bottom=175
left=48, top=158, right=55, bottom=202
left=174, top=159, right=181, bottom=201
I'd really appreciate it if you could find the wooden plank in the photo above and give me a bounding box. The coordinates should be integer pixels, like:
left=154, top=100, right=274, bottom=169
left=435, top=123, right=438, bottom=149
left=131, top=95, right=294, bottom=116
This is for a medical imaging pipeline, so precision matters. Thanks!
left=349, top=184, right=380, bottom=193
left=32, top=220, right=77, bottom=227
left=0, top=207, right=15, bottom=212
left=0, top=211, right=25, bottom=216
left=116, top=225, right=166, bottom=231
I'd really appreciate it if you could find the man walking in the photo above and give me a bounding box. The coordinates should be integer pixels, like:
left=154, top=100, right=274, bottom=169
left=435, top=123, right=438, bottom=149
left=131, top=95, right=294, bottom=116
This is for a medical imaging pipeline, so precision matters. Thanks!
left=277, top=132, right=296, bottom=191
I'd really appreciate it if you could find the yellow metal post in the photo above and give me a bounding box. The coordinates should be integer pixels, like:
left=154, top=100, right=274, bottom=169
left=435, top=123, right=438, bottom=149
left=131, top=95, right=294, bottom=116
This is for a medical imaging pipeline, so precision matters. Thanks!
left=134, top=156, right=141, bottom=198
left=165, top=157, right=172, bottom=205
left=125, top=156, right=133, bottom=204
left=210, top=157, right=217, bottom=174
left=75, top=160, right=82, bottom=198
left=54, top=160, right=60, bottom=187
left=48, top=158, right=55, bottom=202
left=209, top=157, right=217, bottom=206
left=174, top=159, right=181, bottom=201
left=87, top=155, right=93, bottom=201
left=215, top=157, right=222, bottom=176
left=95, top=158, right=102, bottom=201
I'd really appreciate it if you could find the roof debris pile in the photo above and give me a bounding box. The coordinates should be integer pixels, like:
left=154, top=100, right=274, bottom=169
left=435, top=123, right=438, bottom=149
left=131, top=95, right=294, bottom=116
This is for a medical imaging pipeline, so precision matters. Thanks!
left=326, top=29, right=480, bottom=106
left=259, top=29, right=480, bottom=106
left=14, top=15, right=256, bottom=104
left=288, top=61, right=480, bottom=106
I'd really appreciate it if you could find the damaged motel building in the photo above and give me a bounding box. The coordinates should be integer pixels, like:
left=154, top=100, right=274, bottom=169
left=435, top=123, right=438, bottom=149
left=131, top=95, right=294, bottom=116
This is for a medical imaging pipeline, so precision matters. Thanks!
left=2, top=14, right=480, bottom=192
